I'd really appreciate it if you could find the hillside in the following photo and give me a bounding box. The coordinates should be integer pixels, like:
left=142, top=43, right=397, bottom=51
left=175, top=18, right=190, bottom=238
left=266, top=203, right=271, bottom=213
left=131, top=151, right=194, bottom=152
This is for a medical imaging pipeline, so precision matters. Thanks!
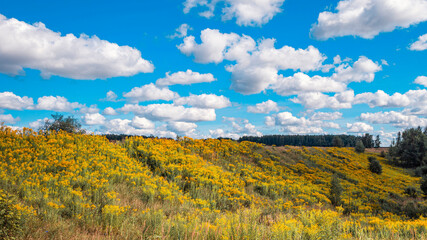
left=1, top=126, right=426, bottom=239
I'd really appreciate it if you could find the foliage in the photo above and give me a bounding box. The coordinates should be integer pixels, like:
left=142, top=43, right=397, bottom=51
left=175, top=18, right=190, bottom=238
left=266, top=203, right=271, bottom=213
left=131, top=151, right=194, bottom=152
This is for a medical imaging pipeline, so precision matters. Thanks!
left=40, top=113, right=85, bottom=134
left=328, top=174, right=342, bottom=207
left=332, top=136, right=344, bottom=147
left=0, top=190, right=22, bottom=239
left=369, top=157, right=382, bottom=174
left=421, top=175, right=427, bottom=196
left=355, top=140, right=365, bottom=153
left=0, top=126, right=426, bottom=239
left=374, top=135, right=381, bottom=148
left=389, top=127, right=427, bottom=168
left=239, top=134, right=363, bottom=147
left=404, top=186, right=418, bottom=198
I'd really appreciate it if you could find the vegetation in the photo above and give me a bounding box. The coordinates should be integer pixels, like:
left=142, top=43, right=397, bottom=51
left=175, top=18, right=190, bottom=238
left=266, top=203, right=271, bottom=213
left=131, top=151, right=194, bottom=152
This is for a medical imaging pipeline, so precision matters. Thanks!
left=239, top=134, right=375, bottom=147
left=0, top=125, right=426, bottom=239
left=39, top=113, right=85, bottom=134
left=369, top=157, right=382, bottom=174
left=355, top=140, right=365, bottom=153
left=389, top=127, right=427, bottom=168
left=328, top=174, right=342, bottom=207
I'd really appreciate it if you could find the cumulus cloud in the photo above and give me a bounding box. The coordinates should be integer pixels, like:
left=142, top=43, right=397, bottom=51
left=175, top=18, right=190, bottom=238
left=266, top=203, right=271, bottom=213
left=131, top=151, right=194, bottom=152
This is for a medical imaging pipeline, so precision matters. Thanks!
left=183, top=0, right=285, bottom=26
left=123, top=83, right=179, bottom=103
left=156, top=70, right=216, bottom=86
left=83, top=113, right=106, bottom=125
left=271, top=72, right=347, bottom=96
left=414, top=76, right=427, bottom=87
left=179, top=29, right=325, bottom=94
left=29, top=118, right=48, bottom=129
left=209, top=128, right=240, bottom=139
left=120, top=103, right=216, bottom=122
left=167, top=121, right=197, bottom=135
left=311, top=0, right=427, bottom=40
left=174, top=94, right=231, bottom=109
left=360, top=111, right=427, bottom=127
left=346, top=122, right=373, bottom=133
left=100, top=118, right=176, bottom=138
left=291, top=91, right=354, bottom=110
left=0, top=114, right=20, bottom=124
left=332, top=56, right=382, bottom=83
left=132, top=116, right=155, bottom=129
left=103, top=107, right=118, bottom=116
left=79, top=105, right=99, bottom=114
left=169, top=24, right=192, bottom=39
left=266, top=111, right=340, bottom=134
left=247, top=100, right=279, bottom=114
left=354, top=90, right=410, bottom=108
left=211, top=117, right=262, bottom=138
left=310, top=112, right=343, bottom=121
left=35, top=96, right=83, bottom=112
left=0, top=92, right=33, bottom=110
left=0, top=14, right=153, bottom=79
left=105, top=91, right=118, bottom=102
left=409, top=33, right=427, bottom=51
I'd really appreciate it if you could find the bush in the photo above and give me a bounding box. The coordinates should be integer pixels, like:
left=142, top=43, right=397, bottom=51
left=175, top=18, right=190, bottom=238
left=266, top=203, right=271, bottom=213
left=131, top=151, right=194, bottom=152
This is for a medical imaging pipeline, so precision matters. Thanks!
left=380, top=151, right=386, bottom=158
left=328, top=174, right=343, bottom=207
left=40, top=113, right=85, bottom=134
left=0, top=191, right=22, bottom=240
left=421, top=176, right=427, bottom=196
left=404, top=186, right=418, bottom=198
left=355, top=140, right=365, bottom=153
left=369, top=158, right=382, bottom=174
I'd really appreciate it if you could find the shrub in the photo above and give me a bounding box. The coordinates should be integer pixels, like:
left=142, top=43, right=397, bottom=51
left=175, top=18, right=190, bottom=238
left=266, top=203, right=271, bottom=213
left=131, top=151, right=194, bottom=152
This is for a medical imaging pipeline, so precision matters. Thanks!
left=404, top=186, right=418, bottom=198
left=328, top=174, right=343, bottom=207
left=355, top=140, right=365, bottom=153
left=369, top=158, right=382, bottom=174
left=421, top=176, right=427, bottom=196
left=0, top=191, right=22, bottom=240
left=380, top=151, right=386, bottom=158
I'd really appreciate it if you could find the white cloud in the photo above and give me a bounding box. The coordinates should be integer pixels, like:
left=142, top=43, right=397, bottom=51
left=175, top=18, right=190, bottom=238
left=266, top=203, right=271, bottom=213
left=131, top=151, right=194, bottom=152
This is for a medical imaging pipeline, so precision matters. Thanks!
left=83, top=113, right=106, bottom=125
left=291, top=91, right=354, bottom=109
left=332, top=56, right=382, bottom=83
left=123, top=83, right=179, bottom=103
left=247, top=100, right=279, bottom=114
left=0, top=114, right=20, bottom=124
left=179, top=29, right=325, bottom=94
left=103, top=107, right=118, bottom=116
left=271, top=72, right=347, bottom=96
left=409, top=33, right=427, bottom=51
left=167, top=121, right=197, bottom=135
left=174, top=94, right=231, bottom=109
left=310, top=112, right=343, bottom=121
left=29, top=118, right=48, bottom=129
left=169, top=24, right=192, bottom=39
left=120, top=103, right=216, bottom=122
left=35, top=96, right=82, bottom=112
left=414, top=76, right=427, bottom=87
left=183, top=0, right=285, bottom=26
left=132, top=116, right=155, bottom=129
left=0, top=14, right=153, bottom=79
left=346, top=122, right=373, bottom=133
left=209, top=128, right=240, bottom=139
left=102, top=118, right=176, bottom=138
left=0, top=92, right=33, bottom=110
left=156, top=69, right=216, bottom=86
left=354, top=90, right=410, bottom=108
left=311, top=0, right=427, bottom=40
left=360, top=111, right=427, bottom=127
left=79, top=105, right=99, bottom=114
left=105, top=91, right=118, bottom=102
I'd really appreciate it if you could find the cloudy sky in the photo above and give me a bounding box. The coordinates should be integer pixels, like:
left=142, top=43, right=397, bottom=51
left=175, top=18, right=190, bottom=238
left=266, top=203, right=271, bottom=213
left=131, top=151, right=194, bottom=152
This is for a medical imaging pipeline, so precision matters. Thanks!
left=1, top=0, right=427, bottom=144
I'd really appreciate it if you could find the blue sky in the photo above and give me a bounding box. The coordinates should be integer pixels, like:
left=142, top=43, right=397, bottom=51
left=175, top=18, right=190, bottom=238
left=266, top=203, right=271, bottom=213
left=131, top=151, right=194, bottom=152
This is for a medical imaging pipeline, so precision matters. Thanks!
left=1, top=0, right=427, bottom=144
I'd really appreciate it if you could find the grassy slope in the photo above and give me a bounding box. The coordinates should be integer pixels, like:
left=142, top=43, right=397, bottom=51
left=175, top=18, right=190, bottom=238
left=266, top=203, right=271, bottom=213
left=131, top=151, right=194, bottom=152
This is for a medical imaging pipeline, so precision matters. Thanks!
left=0, top=127, right=426, bottom=239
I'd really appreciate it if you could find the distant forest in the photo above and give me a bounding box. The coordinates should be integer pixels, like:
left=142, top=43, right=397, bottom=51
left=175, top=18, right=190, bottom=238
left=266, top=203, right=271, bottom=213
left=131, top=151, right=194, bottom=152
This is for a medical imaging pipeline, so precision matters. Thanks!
left=239, top=134, right=380, bottom=148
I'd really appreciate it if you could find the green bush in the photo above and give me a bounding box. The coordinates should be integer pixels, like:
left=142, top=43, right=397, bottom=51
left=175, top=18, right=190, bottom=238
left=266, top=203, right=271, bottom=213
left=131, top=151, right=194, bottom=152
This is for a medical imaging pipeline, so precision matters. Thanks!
left=0, top=190, right=22, bottom=240
left=355, top=140, right=365, bottom=153
left=369, top=158, right=382, bottom=174
left=404, top=186, right=418, bottom=198
left=421, top=175, right=427, bottom=196
left=328, top=174, right=343, bottom=207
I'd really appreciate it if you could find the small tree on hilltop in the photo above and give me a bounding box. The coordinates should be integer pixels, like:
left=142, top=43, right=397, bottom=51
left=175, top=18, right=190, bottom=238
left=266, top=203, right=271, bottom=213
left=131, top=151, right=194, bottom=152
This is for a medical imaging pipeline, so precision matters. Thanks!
left=329, top=174, right=343, bottom=207
left=40, top=113, right=85, bottom=134
left=355, top=140, right=365, bottom=153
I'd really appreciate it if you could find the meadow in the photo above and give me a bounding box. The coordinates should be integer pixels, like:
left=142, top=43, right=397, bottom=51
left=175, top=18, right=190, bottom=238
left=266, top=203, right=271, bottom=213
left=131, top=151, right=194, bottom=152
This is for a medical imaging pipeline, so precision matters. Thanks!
left=0, top=125, right=426, bottom=239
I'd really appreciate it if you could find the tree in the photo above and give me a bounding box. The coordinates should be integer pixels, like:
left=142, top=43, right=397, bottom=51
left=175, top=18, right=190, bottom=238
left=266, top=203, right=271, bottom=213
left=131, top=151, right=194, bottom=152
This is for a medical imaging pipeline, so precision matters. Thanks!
left=328, top=174, right=343, bottom=207
left=421, top=175, right=427, bottom=196
left=374, top=135, right=381, bottom=148
left=369, top=157, right=382, bottom=174
left=40, top=114, right=84, bottom=134
left=332, top=136, right=344, bottom=147
left=355, top=140, right=365, bottom=153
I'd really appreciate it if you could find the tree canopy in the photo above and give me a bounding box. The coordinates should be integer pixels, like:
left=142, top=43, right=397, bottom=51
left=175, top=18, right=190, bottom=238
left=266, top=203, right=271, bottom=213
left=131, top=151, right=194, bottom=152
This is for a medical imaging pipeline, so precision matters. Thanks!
left=39, top=114, right=85, bottom=134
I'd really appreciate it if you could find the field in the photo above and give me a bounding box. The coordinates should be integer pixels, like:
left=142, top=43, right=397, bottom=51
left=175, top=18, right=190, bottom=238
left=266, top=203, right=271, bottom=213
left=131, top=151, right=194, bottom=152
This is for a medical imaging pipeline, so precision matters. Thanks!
left=1, top=125, right=426, bottom=239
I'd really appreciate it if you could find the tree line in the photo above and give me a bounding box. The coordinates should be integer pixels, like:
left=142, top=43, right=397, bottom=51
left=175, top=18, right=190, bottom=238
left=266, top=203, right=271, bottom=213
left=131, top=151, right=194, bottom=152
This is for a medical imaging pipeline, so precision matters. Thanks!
left=239, top=134, right=380, bottom=148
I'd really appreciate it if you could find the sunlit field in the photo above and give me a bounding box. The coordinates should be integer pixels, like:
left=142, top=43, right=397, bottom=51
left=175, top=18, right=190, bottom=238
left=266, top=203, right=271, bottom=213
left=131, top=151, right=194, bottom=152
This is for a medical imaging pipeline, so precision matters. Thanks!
left=1, top=126, right=426, bottom=239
